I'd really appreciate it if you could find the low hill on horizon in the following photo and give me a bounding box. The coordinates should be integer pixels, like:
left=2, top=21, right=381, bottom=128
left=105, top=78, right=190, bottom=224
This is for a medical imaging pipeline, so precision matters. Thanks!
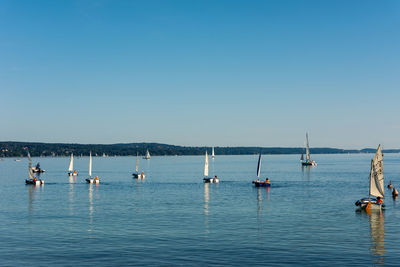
left=0, top=141, right=398, bottom=157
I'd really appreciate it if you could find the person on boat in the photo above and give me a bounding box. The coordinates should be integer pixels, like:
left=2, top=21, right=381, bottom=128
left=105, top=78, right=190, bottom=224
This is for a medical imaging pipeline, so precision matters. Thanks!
left=265, top=178, right=270, bottom=184
left=376, top=197, right=383, bottom=205
left=94, top=176, right=99, bottom=180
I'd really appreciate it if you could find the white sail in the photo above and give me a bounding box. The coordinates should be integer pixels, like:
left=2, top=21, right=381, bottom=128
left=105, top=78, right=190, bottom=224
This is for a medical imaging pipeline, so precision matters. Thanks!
left=68, top=153, right=74, bottom=172
left=306, top=133, right=310, bottom=161
left=257, top=153, right=262, bottom=178
left=369, top=145, right=384, bottom=198
left=89, top=152, right=92, bottom=177
left=204, top=151, right=209, bottom=177
left=144, top=150, right=151, bottom=159
left=27, top=151, right=34, bottom=179
left=136, top=152, right=139, bottom=173
left=212, top=147, right=215, bottom=158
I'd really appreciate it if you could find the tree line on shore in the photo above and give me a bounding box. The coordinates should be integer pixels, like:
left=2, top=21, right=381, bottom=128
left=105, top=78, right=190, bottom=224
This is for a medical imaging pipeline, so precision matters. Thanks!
left=1, top=141, right=398, bottom=157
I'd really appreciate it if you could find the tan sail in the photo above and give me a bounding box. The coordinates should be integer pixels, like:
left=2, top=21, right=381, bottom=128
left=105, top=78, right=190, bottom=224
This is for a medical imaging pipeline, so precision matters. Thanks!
left=369, top=145, right=384, bottom=198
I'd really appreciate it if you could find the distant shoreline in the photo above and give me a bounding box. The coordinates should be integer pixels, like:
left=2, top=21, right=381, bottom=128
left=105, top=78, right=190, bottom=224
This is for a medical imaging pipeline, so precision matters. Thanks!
left=0, top=141, right=398, bottom=157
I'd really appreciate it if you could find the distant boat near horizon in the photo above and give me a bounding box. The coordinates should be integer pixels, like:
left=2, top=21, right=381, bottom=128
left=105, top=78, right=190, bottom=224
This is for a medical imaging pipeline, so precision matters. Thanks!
left=301, top=133, right=317, bottom=166
left=143, top=150, right=151, bottom=160
left=212, top=147, right=215, bottom=159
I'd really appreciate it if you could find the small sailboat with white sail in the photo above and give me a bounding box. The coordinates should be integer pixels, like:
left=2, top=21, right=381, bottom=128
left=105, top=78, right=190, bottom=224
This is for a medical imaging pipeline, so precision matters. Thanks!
left=143, top=150, right=151, bottom=160
left=252, top=153, right=270, bottom=187
left=301, top=133, right=316, bottom=166
left=355, top=145, right=385, bottom=210
left=25, top=149, right=44, bottom=185
left=133, top=152, right=145, bottom=179
left=85, top=152, right=99, bottom=184
left=203, top=151, right=219, bottom=183
left=68, top=153, right=77, bottom=176
left=211, top=147, right=215, bottom=159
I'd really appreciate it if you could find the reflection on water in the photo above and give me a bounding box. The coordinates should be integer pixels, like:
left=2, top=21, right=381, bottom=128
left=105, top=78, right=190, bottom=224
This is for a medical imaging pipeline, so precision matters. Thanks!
left=369, top=210, right=385, bottom=265
left=204, top=183, right=209, bottom=233
left=301, top=165, right=311, bottom=181
left=69, top=176, right=74, bottom=215
left=256, top=187, right=270, bottom=237
left=88, top=183, right=98, bottom=228
left=27, top=185, right=44, bottom=223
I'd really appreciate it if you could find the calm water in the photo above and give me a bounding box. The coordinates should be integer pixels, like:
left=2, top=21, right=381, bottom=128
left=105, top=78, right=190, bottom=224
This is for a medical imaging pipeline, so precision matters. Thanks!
left=1, top=154, right=400, bottom=266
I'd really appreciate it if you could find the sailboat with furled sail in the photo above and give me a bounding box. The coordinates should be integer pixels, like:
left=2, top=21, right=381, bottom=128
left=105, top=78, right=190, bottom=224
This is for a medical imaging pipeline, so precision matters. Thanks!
left=212, top=147, right=215, bottom=159
left=355, top=145, right=385, bottom=210
left=301, top=133, right=317, bottom=166
left=25, top=149, right=44, bottom=185
left=68, top=153, right=77, bottom=176
left=252, top=152, right=270, bottom=187
left=85, top=152, right=99, bottom=184
left=133, top=152, right=145, bottom=179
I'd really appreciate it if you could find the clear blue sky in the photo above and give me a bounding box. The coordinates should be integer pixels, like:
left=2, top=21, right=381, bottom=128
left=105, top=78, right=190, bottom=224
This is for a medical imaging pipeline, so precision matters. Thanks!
left=1, top=0, right=399, bottom=148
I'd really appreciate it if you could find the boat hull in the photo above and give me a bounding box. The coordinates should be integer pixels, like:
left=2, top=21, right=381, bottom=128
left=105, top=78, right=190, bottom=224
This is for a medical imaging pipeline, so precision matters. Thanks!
left=132, top=173, right=145, bottom=179
left=301, top=161, right=316, bottom=166
left=86, top=178, right=99, bottom=184
left=25, top=179, right=44, bottom=185
left=203, top=178, right=219, bottom=183
left=355, top=197, right=384, bottom=210
left=252, top=181, right=270, bottom=187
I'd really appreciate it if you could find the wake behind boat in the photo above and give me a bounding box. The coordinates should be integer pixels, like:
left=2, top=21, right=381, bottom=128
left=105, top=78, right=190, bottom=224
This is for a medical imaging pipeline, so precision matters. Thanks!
left=355, top=145, right=385, bottom=211
left=85, top=152, right=99, bottom=184
left=133, top=152, right=145, bottom=179
left=301, top=133, right=317, bottom=166
left=252, top=153, right=270, bottom=187
left=25, top=149, right=44, bottom=185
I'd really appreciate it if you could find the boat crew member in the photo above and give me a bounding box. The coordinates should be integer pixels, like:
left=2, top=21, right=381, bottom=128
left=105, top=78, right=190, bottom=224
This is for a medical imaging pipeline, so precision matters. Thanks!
left=265, top=178, right=270, bottom=184
left=376, top=197, right=383, bottom=204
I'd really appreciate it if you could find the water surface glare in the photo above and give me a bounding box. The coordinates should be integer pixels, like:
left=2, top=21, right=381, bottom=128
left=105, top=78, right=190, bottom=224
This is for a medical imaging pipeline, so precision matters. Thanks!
left=1, top=154, right=400, bottom=266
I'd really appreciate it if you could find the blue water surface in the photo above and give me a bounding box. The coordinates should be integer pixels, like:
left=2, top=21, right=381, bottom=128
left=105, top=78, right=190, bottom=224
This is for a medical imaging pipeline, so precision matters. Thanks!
left=1, top=154, right=400, bottom=266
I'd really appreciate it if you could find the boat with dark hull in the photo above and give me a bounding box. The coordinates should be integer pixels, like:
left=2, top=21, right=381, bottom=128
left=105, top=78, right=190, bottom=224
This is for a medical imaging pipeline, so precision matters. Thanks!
left=25, top=149, right=44, bottom=185
left=252, top=153, right=270, bottom=187
left=133, top=153, right=145, bottom=179
left=301, top=133, right=316, bottom=166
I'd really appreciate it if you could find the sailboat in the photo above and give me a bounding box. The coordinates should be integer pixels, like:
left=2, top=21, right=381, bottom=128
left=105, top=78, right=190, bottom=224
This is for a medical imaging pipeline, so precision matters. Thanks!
left=203, top=151, right=219, bottom=183
left=25, top=149, right=44, bottom=185
left=85, top=152, right=99, bottom=184
left=301, top=133, right=317, bottom=166
left=68, top=153, right=77, bottom=176
left=132, top=152, right=145, bottom=179
left=211, top=147, right=215, bottom=159
left=143, top=150, right=151, bottom=160
left=252, top=153, right=270, bottom=187
left=355, top=145, right=385, bottom=210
